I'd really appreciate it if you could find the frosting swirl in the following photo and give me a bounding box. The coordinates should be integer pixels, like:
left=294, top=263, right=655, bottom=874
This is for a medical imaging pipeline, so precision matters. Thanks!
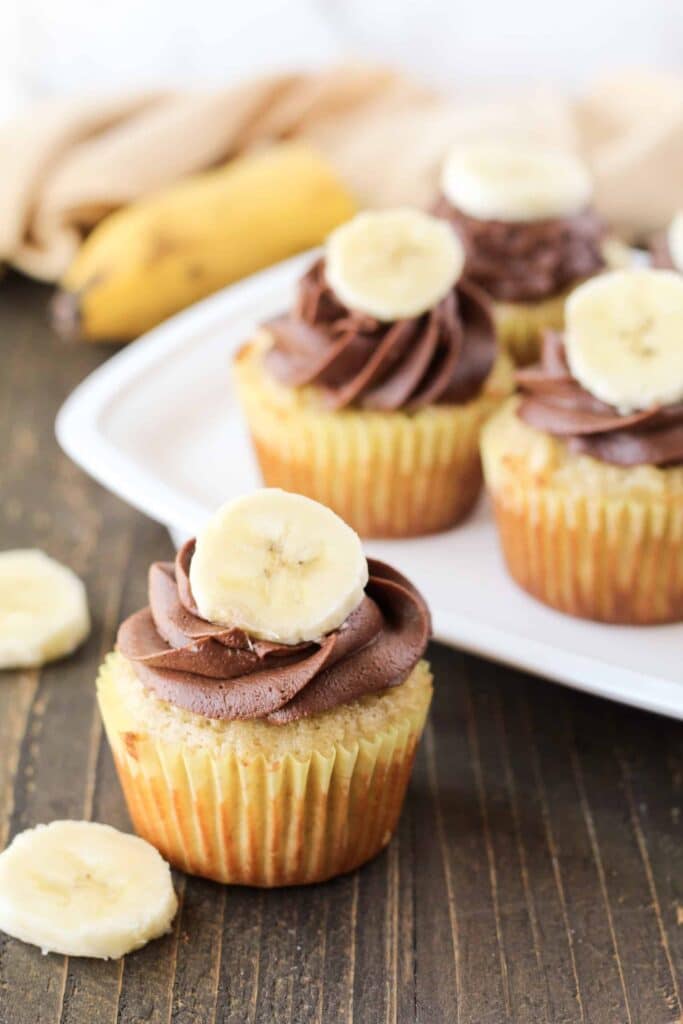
left=516, top=332, right=683, bottom=466
left=263, top=259, right=496, bottom=411
left=117, top=541, right=431, bottom=723
left=434, top=197, right=606, bottom=303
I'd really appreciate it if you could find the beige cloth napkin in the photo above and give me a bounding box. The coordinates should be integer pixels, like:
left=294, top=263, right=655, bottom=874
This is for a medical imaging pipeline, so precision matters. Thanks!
left=1, top=65, right=681, bottom=281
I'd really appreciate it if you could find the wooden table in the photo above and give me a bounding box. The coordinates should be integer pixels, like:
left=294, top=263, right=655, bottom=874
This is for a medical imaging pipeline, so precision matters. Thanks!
left=0, top=273, right=681, bottom=1024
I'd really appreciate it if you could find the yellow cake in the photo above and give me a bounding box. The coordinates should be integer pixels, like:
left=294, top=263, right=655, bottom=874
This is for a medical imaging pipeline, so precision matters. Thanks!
left=234, top=330, right=512, bottom=538
left=97, top=489, right=434, bottom=885
left=233, top=208, right=513, bottom=538
left=483, top=264, right=683, bottom=626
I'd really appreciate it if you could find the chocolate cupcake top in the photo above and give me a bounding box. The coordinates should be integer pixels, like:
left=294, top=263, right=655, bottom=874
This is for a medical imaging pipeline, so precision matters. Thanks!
left=434, top=200, right=605, bottom=303
left=117, top=491, right=431, bottom=723
left=265, top=259, right=496, bottom=411
left=436, top=143, right=605, bottom=303
left=262, top=208, right=497, bottom=412
left=516, top=331, right=683, bottom=467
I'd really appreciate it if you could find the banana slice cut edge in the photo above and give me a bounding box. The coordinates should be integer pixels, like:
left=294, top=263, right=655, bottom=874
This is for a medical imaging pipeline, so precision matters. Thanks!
left=324, top=208, right=464, bottom=321
left=564, top=268, right=683, bottom=414
left=667, top=211, right=683, bottom=274
left=440, top=141, right=593, bottom=223
left=0, top=549, right=90, bottom=670
left=190, top=489, right=369, bottom=645
left=0, top=821, right=177, bottom=959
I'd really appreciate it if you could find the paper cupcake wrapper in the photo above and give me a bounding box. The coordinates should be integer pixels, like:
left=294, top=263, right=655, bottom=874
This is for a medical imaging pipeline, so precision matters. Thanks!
left=98, top=657, right=432, bottom=886
left=234, top=343, right=511, bottom=537
left=491, top=485, right=683, bottom=624
left=493, top=291, right=568, bottom=367
left=493, top=243, right=630, bottom=367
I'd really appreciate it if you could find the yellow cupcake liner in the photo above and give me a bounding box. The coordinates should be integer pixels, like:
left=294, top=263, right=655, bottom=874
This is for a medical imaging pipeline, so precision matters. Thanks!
left=97, top=653, right=432, bottom=887
left=233, top=335, right=513, bottom=538
left=493, top=241, right=634, bottom=367
left=482, top=404, right=683, bottom=623
left=493, top=290, right=568, bottom=367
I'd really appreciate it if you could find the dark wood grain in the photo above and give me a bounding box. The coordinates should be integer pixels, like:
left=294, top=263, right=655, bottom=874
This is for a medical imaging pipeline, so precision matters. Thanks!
left=0, top=273, right=681, bottom=1024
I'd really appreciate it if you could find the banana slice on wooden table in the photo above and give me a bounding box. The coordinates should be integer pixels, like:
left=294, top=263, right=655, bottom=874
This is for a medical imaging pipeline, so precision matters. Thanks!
left=0, top=550, right=90, bottom=669
left=0, top=821, right=177, bottom=959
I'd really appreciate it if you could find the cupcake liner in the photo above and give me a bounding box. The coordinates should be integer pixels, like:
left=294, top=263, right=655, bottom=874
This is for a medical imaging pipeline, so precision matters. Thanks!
left=233, top=338, right=512, bottom=538
left=493, top=243, right=631, bottom=367
left=97, top=654, right=432, bottom=886
left=489, top=474, right=683, bottom=624
left=483, top=398, right=683, bottom=624
left=493, top=291, right=568, bottom=366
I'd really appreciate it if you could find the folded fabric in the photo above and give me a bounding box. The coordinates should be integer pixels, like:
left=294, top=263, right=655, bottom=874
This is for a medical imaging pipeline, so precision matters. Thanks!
left=1, top=64, right=681, bottom=281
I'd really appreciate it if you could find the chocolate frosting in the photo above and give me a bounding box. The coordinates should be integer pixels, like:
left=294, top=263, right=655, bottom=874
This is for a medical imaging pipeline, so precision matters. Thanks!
left=434, top=197, right=606, bottom=303
left=516, top=332, right=683, bottom=466
left=263, top=258, right=496, bottom=411
left=650, top=231, right=676, bottom=270
left=117, top=541, right=431, bottom=723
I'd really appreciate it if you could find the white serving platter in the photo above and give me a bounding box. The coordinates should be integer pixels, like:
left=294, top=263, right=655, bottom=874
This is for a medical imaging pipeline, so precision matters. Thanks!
left=56, top=251, right=683, bottom=720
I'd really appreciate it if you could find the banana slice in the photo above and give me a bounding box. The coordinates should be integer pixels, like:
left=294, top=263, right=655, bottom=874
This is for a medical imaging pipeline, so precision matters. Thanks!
left=190, top=489, right=368, bottom=645
left=0, top=821, right=177, bottom=959
left=0, top=550, right=90, bottom=669
left=667, top=211, right=683, bottom=273
left=565, top=269, right=683, bottom=413
left=440, top=142, right=593, bottom=222
left=324, top=208, right=464, bottom=321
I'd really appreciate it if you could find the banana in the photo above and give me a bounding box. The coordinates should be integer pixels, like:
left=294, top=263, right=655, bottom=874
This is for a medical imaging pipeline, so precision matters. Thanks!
left=190, top=489, right=368, bottom=645
left=667, top=211, right=683, bottom=273
left=52, top=143, right=356, bottom=342
left=564, top=268, right=683, bottom=413
left=0, top=550, right=90, bottom=669
left=325, top=208, right=464, bottom=321
left=0, top=821, right=177, bottom=958
left=440, top=142, right=593, bottom=222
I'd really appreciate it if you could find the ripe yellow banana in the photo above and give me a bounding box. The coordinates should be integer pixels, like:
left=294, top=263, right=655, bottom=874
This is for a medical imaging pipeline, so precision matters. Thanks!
left=52, top=143, right=357, bottom=342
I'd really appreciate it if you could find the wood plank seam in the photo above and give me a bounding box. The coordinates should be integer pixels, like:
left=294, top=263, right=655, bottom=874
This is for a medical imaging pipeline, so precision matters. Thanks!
left=522, top=697, right=586, bottom=1023
left=616, top=744, right=683, bottom=1020
left=0, top=671, right=40, bottom=851
left=386, top=839, right=399, bottom=1024
left=346, top=872, right=359, bottom=1024
left=208, top=887, right=227, bottom=1024
left=165, top=876, right=188, bottom=1024
left=463, top=679, right=512, bottom=1018
left=566, top=719, right=633, bottom=1024
left=494, top=692, right=550, bottom=1023
left=423, top=722, right=461, bottom=1023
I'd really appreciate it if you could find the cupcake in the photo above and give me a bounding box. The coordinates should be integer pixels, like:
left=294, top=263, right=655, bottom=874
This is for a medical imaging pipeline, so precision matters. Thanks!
left=481, top=268, right=683, bottom=624
left=434, top=142, right=607, bottom=366
left=97, top=489, right=432, bottom=887
left=650, top=211, right=683, bottom=271
left=234, top=208, right=512, bottom=538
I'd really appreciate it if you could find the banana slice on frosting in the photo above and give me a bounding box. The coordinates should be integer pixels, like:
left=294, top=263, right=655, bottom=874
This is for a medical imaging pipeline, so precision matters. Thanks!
left=0, top=821, right=177, bottom=959
left=440, top=141, right=593, bottom=223
left=324, top=208, right=464, bottom=321
left=189, top=489, right=369, bottom=645
left=564, top=268, right=683, bottom=414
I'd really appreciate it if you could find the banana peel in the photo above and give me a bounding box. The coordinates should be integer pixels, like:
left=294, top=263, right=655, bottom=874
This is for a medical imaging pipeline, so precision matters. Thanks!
left=51, top=143, right=356, bottom=342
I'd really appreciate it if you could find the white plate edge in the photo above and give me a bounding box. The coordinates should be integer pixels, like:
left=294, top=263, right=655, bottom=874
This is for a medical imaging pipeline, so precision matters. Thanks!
left=55, top=253, right=682, bottom=722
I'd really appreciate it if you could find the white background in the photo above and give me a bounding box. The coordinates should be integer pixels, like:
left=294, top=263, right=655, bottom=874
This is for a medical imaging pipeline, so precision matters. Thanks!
left=1, top=0, right=681, bottom=113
